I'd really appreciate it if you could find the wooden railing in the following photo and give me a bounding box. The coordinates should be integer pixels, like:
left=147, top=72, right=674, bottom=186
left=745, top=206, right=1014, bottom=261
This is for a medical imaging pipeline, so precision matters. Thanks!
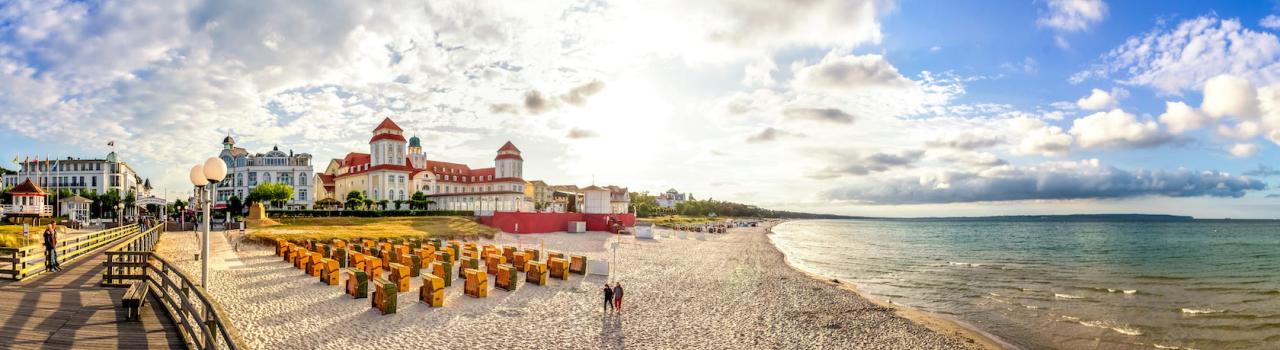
left=102, top=228, right=246, bottom=350
left=1, top=204, right=53, bottom=216
left=146, top=254, right=246, bottom=350
left=0, top=224, right=139, bottom=280
left=101, top=224, right=165, bottom=287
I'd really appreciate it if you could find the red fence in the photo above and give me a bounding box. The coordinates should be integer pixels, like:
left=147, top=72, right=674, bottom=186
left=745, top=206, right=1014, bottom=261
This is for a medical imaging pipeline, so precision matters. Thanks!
left=479, top=212, right=636, bottom=234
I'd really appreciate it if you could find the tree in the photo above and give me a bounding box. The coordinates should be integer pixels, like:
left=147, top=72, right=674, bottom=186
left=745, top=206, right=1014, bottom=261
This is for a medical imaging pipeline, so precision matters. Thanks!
left=227, top=195, right=244, bottom=217
left=345, top=191, right=366, bottom=210
left=377, top=199, right=389, bottom=211
left=100, top=189, right=122, bottom=218
left=410, top=192, right=429, bottom=210
left=124, top=190, right=136, bottom=216
left=173, top=199, right=187, bottom=216
left=250, top=183, right=294, bottom=209
left=393, top=199, right=406, bottom=210
left=362, top=198, right=374, bottom=210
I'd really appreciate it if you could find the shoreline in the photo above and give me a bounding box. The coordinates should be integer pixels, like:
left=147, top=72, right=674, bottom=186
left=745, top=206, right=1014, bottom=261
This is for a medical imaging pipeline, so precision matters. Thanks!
left=763, top=220, right=1012, bottom=350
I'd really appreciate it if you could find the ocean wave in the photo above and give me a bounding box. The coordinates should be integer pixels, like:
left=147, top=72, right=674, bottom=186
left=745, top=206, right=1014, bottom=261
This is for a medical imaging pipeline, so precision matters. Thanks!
left=947, top=261, right=982, bottom=267
left=1055, top=293, right=1085, bottom=300
left=1154, top=344, right=1197, bottom=350
left=1077, top=319, right=1144, bottom=336
left=1181, top=308, right=1224, bottom=315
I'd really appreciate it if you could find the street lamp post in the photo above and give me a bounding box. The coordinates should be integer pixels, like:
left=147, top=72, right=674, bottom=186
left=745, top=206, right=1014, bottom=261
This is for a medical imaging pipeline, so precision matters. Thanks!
left=188, top=157, right=227, bottom=288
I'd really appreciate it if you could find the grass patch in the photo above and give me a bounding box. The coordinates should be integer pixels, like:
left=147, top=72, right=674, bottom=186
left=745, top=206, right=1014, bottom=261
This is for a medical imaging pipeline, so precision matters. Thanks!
left=0, top=224, right=62, bottom=248
left=245, top=216, right=499, bottom=245
left=639, top=215, right=733, bottom=228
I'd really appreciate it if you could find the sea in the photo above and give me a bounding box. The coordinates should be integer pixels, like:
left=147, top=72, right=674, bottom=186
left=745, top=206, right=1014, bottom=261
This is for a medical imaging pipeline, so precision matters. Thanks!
left=769, top=219, right=1280, bottom=350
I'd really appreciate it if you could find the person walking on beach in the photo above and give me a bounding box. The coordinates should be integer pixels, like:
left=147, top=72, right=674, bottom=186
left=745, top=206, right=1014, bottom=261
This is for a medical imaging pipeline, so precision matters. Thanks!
left=603, top=283, right=614, bottom=313
left=613, top=282, right=624, bottom=313
left=43, top=223, right=61, bottom=272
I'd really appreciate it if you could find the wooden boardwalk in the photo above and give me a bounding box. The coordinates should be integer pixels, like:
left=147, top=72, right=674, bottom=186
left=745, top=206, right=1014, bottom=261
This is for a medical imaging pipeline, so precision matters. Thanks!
left=0, top=244, right=185, bottom=349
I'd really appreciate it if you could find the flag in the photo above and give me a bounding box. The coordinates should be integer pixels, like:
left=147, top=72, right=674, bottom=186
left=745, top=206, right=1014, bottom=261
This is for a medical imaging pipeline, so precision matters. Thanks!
left=10, top=154, right=16, bottom=164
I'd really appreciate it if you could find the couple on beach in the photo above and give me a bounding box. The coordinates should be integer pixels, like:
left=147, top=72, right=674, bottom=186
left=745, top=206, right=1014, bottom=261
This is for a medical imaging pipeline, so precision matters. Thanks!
left=603, top=282, right=624, bottom=314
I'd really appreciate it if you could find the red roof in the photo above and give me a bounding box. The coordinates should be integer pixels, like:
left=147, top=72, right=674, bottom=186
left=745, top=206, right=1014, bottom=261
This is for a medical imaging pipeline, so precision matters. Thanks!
left=10, top=178, right=46, bottom=195
left=374, top=117, right=403, bottom=132
left=316, top=173, right=335, bottom=185
left=498, top=141, right=520, bottom=152
left=495, top=153, right=523, bottom=161
left=370, top=133, right=407, bottom=143
left=341, top=152, right=370, bottom=167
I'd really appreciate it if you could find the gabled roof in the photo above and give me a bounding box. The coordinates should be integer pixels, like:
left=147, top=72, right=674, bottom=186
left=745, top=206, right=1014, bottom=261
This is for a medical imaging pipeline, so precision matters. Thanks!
left=374, top=117, right=403, bottom=132
left=370, top=133, right=407, bottom=143
left=11, top=178, right=46, bottom=195
left=498, top=141, right=520, bottom=152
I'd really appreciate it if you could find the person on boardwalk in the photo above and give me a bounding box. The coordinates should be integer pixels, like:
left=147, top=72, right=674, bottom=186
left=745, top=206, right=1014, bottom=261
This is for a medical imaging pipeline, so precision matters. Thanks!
left=603, top=283, right=614, bottom=313
left=43, top=223, right=61, bottom=272
left=613, top=282, right=624, bottom=313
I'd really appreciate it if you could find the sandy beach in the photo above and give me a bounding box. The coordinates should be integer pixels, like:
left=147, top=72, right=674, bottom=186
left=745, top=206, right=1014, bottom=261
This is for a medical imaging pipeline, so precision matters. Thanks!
left=155, top=222, right=995, bottom=349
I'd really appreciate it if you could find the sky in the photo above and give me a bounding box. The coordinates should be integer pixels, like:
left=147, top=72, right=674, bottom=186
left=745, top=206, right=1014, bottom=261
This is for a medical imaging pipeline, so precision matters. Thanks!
left=1, top=0, right=1280, bottom=218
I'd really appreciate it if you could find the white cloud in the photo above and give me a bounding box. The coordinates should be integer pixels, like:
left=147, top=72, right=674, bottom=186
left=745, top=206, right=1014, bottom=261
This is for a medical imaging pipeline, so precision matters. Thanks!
left=1262, top=15, right=1280, bottom=30
left=742, top=56, right=777, bottom=87
left=1076, top=88, right=1117, bottom=110
left=1011, top=117, right=1073, bottom=156
left=1230, top=143, right=1259, bottom=158
left=1037, top=0, right=1108, bottom=32
left=1217, top=121, right=1262, bottom=139
left=1071, top=16, right=1280, bottom=94
left=1070, top=109, right=1171, bottom=149
left=1202, top=74, right=1261, bottom=119
left=1158, top=101, right=1211, bottom=134
left=792, top=53, right=912, bottom=91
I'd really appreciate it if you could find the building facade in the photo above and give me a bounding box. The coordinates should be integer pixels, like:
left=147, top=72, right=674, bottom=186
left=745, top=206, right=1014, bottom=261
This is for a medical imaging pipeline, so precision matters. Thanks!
left=656, top=188, right=688, bottom=208
left=3, top=153, right=150, bottom=218
left=215, top=137, right=315, bottom=210
left=318, top=117, right=532, bottom=212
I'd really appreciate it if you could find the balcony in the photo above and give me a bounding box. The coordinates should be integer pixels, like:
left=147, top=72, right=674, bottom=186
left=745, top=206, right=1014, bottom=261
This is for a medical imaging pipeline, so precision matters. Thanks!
left=1, top=204, right=53, bottom=217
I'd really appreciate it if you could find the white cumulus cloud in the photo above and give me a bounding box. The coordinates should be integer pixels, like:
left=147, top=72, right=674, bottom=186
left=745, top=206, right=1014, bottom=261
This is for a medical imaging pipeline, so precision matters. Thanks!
left=1076, top=88, right=1117, bottom=110
left=1158, top=101, right=1211, bottom=134
left=1230, top=143, right=1259, bottom=158
left=1070, top=109, right=1171, bottom=149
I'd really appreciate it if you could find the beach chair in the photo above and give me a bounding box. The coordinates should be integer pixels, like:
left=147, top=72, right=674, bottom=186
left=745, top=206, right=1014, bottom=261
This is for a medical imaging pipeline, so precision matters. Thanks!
left=394, top=244, right=410, bottom=259
left=548, top=258, right=570, bottom=280
left=513, top=252, right=530, bottom=272
left=379, top=249, right=394, bottom=271
left=428, top=238, right=443, bottom=249
left=502, top=245, right=516, bottom=263
left=307, top=252, right=324, bottom=277
left=320, top=258, right=340, bottom=285
left=463, top=268, right=488, bottom=298
left=569, top=255, right=588, bottom=275
left=284, top=244, right=298, bottom=263
left=371, top=277, right=397, bottom=315
left=547, top=251, right=565, bottom=261
left=523, top=248, right=541, bottom=262
left=305, top=239, right=315, bottom=251
left=525, top=261, right=548, bottom=286
left=400, top=253, right=422, bottom=277
left=364, top=256, right=383, bottom=280
left=420, top=274, right=445, bottom=307
left=370, top=246, right=383, bottom=262
left=344, top=268, right=368, bottom=298
left=462, top=249, right=480, bottom=260
left=447, top=242, right=461, bottom=262
left=482, top=245, right=500, bottom=259
left=362, top=239, right=376, bottom=251
left=334, top=248, right=349, bottom=268
left=275, top=238, right=288, bottom=256
left=458, top=257, right=480, bottom=277
left=495, top=264, right=518, bottom=291
left=348, top=251, right=366, bottom=271
left=295, top=250, right=313, bottom=270
left=484, top=253, right=506, bottom=275
left=389, top=263, right=411, bottom=292
left=431, top=261, right=453, bottom=287
left=319, top=243, right=332, bottom=259
left=419, top=246, right=437, bottom=264
left=332, top=239, right=347, bottom=249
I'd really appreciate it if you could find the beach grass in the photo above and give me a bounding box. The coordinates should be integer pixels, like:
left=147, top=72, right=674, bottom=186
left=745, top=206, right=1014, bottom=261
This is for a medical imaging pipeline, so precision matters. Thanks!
left=244, top=216, right=499, bottom=244
left=640, top=215, right=732, bottom=228
left=0, top=225, right=37, bottom=248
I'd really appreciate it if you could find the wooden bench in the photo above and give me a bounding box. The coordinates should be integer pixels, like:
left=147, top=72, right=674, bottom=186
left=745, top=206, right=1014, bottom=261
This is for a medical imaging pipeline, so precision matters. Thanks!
left=430, top=261, right=453, bottom=287
left=548, top=258, right=570, bottom=280
left=122, top=281, right=149, bottom=321
left=463, top=268, right=488, bottom=298
left=420, top=274, right=445, bottom=307
left=525, top=261, right=548, bottom=286
left=495, top=264, right=518, bottom=291
left=319, top=258, right=340, bottom=285
left=569, top=255, right=588, bottom=275
left=389, top=263, right=411, bottom=292
left=484, top=253, right=505, bottom=275
left=371, top=277, right=397, bottom=315
left=344, top=268, right=368, bottom=299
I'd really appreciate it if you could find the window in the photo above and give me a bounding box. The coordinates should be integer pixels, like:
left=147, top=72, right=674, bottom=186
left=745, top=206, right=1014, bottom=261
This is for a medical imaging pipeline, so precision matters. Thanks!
left=299, top=173, right=307, bottom=186
left=92, top=176, right=97, bottom=187
left=263, top=172, right=271, bottom=183
left=299, top=189, right=307, bottom=201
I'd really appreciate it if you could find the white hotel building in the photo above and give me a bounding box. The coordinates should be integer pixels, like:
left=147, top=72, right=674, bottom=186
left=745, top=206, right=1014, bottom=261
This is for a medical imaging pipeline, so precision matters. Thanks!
left=2, top=152, right=150, bottom=217
left=214, top=136, right=315, bottom=210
